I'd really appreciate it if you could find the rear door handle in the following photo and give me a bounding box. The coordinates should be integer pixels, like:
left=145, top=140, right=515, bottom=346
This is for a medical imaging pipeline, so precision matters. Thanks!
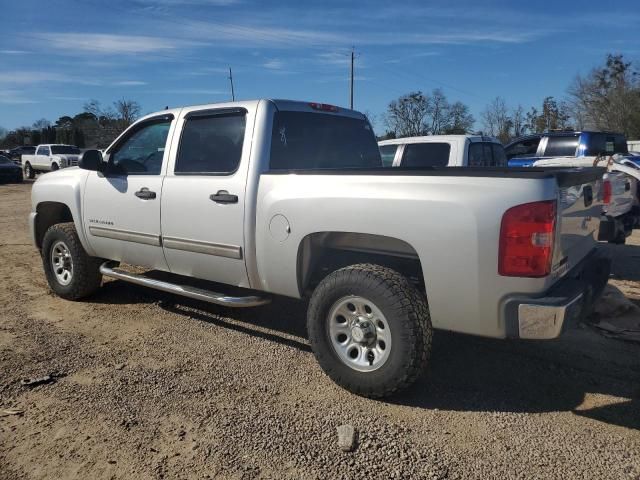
left=210, top=190, right=238, bottom=204
left=625, top=182, right=631, bottom=191
left=135, top=187, right=156, bottom=200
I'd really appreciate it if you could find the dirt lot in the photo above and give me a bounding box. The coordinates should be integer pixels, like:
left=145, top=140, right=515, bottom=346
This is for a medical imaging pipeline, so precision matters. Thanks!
left=1, top=181, right=639, bottom=480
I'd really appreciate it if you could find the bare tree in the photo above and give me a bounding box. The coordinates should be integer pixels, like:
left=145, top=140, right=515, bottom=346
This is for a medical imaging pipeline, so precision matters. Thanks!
left=113, top=98, right=142, bottom=129
left=445, top=101, right=475, bottom=134
left=428, top=88, right=449, bottom=135
left=481, top=97, right=512, bottom=143
left=32, top=118, right=51, bottom=130
left=385, top=92, right=430, bottom=137
left=511, top=105, right=526, bottom=138
left=568, top=54, right=640, bottom=138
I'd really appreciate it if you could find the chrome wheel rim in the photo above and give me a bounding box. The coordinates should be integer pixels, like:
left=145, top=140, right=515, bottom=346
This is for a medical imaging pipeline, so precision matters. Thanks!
left=50, top=240, right=73, bottom=286
left=328, top=296, right=392, bottom=372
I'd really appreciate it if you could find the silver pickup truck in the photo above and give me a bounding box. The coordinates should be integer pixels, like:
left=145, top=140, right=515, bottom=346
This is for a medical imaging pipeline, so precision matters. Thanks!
left=29, top=99, right=610, bottom=397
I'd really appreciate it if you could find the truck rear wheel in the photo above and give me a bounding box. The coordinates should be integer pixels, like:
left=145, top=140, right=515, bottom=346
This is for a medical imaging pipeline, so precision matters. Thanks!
left=307, top=264, right=432, bottom=398
left=24, top=162, right=35, bottom=179
left=41, top=222, right=103, bottom=300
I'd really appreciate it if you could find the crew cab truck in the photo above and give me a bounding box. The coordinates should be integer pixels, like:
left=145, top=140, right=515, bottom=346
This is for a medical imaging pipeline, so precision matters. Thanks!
left=29, top=99, right=610, bottom=398
left=505, top=131, right=631, bottom=167
left=378, top=135, right=506, bottom=167
left=22, top=144, right=81, bottom=179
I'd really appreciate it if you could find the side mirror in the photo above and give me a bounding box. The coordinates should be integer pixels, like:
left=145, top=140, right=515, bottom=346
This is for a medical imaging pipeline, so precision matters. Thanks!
left=79, top=150, right=104, bottom=171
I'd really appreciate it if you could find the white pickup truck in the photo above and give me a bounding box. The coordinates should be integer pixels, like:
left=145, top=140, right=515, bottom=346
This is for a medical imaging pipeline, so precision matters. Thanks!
left=29, top=99, right=610, bottom=397
left=22, top=144, right=81, bottom=179
left=378, top=135, right=507, bottom=167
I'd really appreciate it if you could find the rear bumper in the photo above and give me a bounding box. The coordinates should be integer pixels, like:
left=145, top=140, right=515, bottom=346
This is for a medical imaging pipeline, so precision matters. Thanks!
left=503, top=249, right=611, bottom=339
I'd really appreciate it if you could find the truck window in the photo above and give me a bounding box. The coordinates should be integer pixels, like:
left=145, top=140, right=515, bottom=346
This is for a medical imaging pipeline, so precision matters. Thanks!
left=586, top=133, right=629, bottom=156
left=37, top=146, right=50, bottom=156
left=505, top=138, right=540, bottom=160
left=51, top=146, right=80, bottom=155
left=269, top=112, right=381, bottom=170
left=379, top=145, right=397, bottom=167
left=175, top=112, right=246, bottom=174
left=491, top=144, right=507, bottom=166
left=543, top=135, right=579, bottom=157
left=110, top=120, right=171, bottom=175
left=401, top=143, right=450, bottom=168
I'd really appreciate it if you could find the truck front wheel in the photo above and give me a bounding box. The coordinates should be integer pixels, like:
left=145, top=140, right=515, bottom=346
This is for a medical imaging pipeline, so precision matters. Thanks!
left=24, top=162, right=35, bottom=179
left=41, top=222, right=103, bottom=300
left=307, top=264, right=432, bottom=398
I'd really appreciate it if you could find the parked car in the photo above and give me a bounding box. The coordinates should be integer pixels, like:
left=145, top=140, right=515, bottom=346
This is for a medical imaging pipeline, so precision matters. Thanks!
left=22, top=144, right=81, bottom=179
left=533, top=156, right=639, bottom=244
left=0, top=155, right=23, bottom=183
left=29, top=99, right=610, bottom=398
left=506, top=131, right=630, bottom=166
left=378, top=135, right=507, bottom=167
left=8, top=146, right=36, bottom=164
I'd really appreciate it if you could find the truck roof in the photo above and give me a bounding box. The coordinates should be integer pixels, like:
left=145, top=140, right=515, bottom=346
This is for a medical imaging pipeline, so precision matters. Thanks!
left=138, top=99, right=367, bottom=124
left=378, top=135, right=500, bottom=147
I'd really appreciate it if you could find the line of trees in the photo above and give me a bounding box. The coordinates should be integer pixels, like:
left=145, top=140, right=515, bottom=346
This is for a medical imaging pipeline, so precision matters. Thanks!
left=0, top=98, right=142, bottom=149
left=382, top=54, right=640, bottom=144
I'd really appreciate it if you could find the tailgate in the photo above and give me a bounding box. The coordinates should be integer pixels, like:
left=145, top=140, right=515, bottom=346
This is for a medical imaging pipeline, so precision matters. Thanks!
left=604, top=171, right=636, bottom=217
left=552, top=169, right=604, bottom=277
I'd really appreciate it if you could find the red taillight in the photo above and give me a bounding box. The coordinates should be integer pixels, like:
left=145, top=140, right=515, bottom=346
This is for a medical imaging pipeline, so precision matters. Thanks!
left=309, top=102, right=339, bottom=113
left=499, top=200, right=556, bottom=277
left=602, top=180, right=612, bottom=205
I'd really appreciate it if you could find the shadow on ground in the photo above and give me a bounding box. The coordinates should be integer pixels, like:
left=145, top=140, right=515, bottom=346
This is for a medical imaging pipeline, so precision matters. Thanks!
left=89, top=275, right=640, bottom=431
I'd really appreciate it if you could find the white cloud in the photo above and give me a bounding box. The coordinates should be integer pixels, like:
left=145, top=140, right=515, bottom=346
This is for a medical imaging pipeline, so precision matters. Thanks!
left=263, top=59, right=284, bottom=70
left=35, top=33, right=194, bottom=55
left=0, top=71, right=99, bottom=86
left=0, top=90, right=38, bottom=105
left=112, top=80, right=148, bottom=86
left=0, top=50, right=31, bottom=55
left=162, top=88, right=227, bottom=95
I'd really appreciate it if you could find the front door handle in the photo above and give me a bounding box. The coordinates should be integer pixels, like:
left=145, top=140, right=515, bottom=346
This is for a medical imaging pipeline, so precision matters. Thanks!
left=135, top=187, right=156, bottom=200
left=210, top=190, right=238, bottom=204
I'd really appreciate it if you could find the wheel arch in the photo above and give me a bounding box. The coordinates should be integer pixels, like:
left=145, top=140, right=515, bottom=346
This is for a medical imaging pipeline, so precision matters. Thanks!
left=34, top=202, right=74, bottom=249
left=296, top=232, right=425, bottom=296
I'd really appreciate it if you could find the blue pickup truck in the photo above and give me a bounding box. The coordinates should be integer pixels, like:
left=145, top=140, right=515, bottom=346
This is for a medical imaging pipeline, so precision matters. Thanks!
left=505, top=131, right=634, bottom=166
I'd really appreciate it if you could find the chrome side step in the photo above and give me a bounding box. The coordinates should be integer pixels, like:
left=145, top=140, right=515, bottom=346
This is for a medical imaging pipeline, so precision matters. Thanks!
left=99, top=262, right=270, bottom=308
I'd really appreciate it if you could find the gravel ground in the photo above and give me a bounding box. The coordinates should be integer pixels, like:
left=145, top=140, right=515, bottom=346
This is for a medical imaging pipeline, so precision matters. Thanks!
left=1, top=181, right=639, bottom=480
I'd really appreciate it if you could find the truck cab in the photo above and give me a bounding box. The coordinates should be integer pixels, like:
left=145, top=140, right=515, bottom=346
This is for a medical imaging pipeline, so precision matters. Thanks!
left=506, top=131, right=630, bottom=167
left=378, top=135, right=507, bottom=168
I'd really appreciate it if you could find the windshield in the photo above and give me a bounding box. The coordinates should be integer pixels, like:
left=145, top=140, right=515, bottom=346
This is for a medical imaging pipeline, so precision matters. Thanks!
left=270, top=112, right=381, bottom=170
left=51, top=145, right=80, bottom=155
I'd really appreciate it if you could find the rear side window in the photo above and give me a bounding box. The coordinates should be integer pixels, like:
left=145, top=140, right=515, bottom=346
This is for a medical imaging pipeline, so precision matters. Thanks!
left=401, top=143, right=450, bottom=168
left=175, top=112, right=246, bottom=174
left=269, top=112, right=381, bottom=170
left=505, top=138, right=540, bottom=159
left=37, top=146, right=50, bottom=156
left=379, top=145, right=397, bottom=167
left=468, top=142, right=506, bottom=166
left=587, top=133, right=629, bottom=156
left=543, top=135, right=579, bottom=157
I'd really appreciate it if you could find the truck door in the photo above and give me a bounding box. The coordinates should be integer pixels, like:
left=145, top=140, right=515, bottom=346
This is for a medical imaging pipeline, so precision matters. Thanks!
left=160, top=106, right=253, bottom=288
left=35, top=145, right=49, bottom=168
left=82, top=114, right=176, bottom=270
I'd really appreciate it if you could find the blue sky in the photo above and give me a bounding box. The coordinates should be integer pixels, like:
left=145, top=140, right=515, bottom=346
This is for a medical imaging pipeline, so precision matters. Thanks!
left=1, top=0, right=639, bottom=133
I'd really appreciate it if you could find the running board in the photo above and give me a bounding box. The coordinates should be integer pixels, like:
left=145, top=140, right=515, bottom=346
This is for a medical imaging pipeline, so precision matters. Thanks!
left=99, top=262, right=270, bottom=308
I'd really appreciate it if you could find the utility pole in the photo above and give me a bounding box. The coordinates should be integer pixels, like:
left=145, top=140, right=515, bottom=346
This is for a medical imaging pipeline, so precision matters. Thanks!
left=228, top=67, right=235, bottom=102
left=349, top=47, right=354, bottom=109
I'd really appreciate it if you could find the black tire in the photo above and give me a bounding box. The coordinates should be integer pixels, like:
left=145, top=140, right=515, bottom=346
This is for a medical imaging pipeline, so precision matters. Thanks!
left=24, top=162, right=35, bottom=179
left=51, top=163, right=59, bottom=171
left=41, top=222, right=103, bottom=300
left=307, top=263, right=432, bottom=398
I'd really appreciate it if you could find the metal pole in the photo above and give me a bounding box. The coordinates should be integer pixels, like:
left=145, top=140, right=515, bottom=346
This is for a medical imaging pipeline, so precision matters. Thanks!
left=229, top=67, right=235, bottom=101
left=350, top=48, right=354, bottom=109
